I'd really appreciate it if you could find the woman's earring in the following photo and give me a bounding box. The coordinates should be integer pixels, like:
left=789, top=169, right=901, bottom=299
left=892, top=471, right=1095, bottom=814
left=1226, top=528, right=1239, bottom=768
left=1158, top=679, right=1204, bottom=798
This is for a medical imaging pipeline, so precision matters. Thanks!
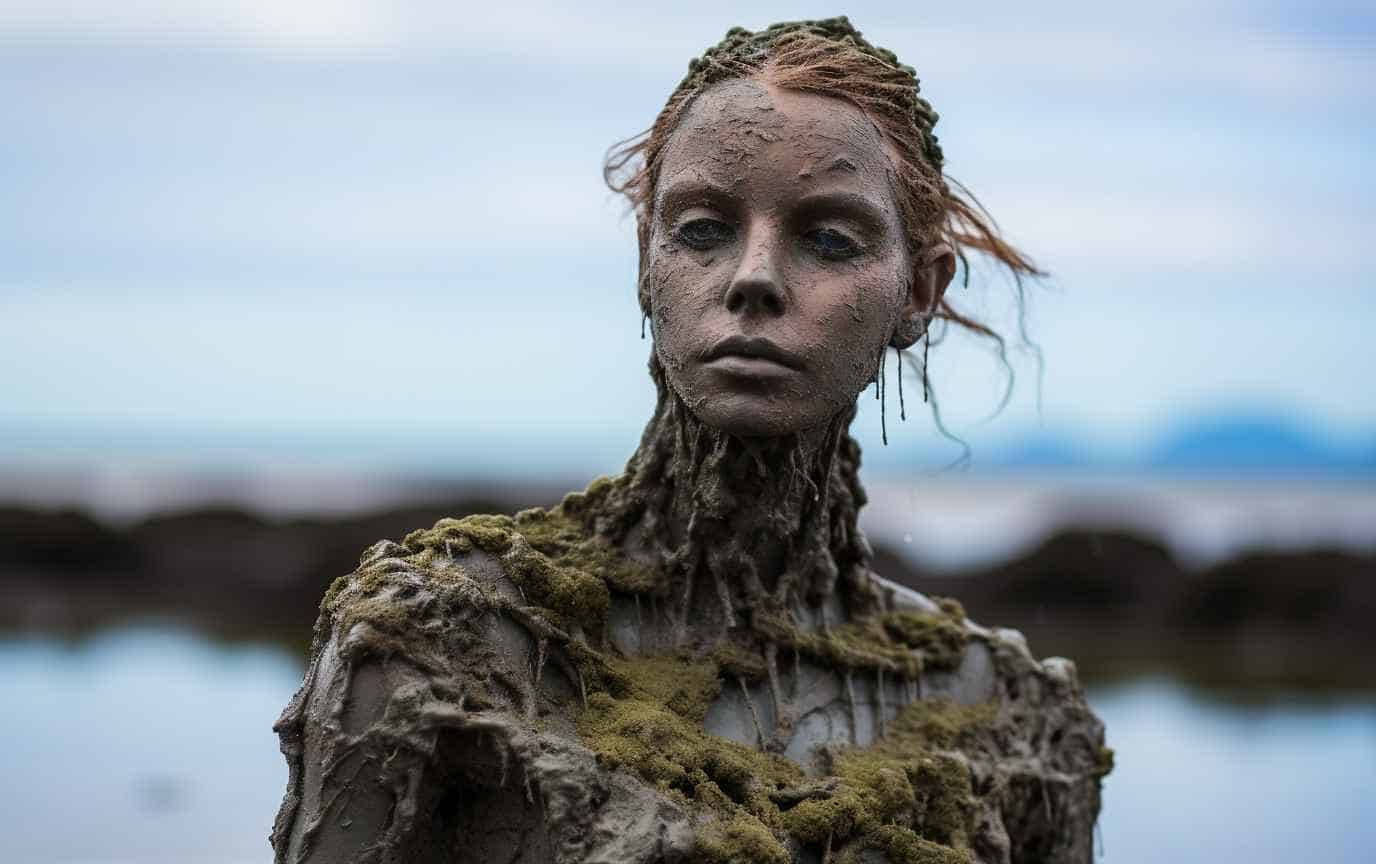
left=889, top=312, right=930, bottom=350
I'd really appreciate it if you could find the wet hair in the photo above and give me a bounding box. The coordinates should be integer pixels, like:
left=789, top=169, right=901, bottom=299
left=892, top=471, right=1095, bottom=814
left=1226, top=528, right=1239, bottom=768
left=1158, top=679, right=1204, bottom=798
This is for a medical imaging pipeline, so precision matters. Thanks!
left=605, top=16, right=1041, bottom=420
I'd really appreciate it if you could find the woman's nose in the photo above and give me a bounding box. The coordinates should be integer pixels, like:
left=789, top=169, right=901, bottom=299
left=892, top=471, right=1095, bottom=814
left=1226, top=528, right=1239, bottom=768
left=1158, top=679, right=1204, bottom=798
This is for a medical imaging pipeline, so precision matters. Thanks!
left=724, top=226, right=786, bottom=317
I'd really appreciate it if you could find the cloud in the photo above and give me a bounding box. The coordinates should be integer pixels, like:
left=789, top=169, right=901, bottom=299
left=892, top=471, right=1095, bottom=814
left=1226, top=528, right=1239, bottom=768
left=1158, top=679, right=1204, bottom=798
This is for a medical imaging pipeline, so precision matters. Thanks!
left=0, top=0, right=400, bottom=52
left=4, top=0, right=1371, bottom=106
left=1, top=0, right=1372, bottom=449
left=988, top=191, right=1371, bottom=273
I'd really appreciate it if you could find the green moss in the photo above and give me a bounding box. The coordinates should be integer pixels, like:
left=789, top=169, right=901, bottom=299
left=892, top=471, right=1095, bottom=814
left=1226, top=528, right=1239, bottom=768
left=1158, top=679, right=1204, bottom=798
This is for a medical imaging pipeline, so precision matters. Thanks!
left=575, top=643, right=996, bottom=863
left=504, top=537, right=611, bottom=632
left=395, top=507, right=636, bottom=633
left=885, top=696, right=996, bottom=751
left=406, top=513, right=515, bottom=557
left=514, top=505, right=660, bottom=594
left=1094, top=745, right=1115, bottom=779
left=392, top=482, right=660, bottom=633
left=575, top=651, right=796, bottom=862
left=320, top=572, right=348, bottom=612
left=756, top=600, right=968, bottom=681
left=880, top=609, right=968, bottom=672
left=576, top=654, right=799, bottom=806
left=934, top=597, right=965, bottom=621
left=321, top=559, right=464, bottom=645
left=557, top=473, right=619, bottom=517
left=321, top=476, right=999, bottom=863
left=780, top=782, right=871, bottom=844
left=614, top=654, right=723, bottom=722
left=711, top=642, right=769, bottom=682
left=696, top=812, right=791, bottom=864
left=563, top=639, right=632, bottom=699
left=844, top=824, right=973, bottom=864
left=777, top=698, right=989, bottom=853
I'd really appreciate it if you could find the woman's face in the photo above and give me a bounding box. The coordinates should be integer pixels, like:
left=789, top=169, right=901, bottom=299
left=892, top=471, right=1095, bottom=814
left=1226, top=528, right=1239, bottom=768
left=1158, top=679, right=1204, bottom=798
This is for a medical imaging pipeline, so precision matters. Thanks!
left=646, top=77, right=934, bottom=438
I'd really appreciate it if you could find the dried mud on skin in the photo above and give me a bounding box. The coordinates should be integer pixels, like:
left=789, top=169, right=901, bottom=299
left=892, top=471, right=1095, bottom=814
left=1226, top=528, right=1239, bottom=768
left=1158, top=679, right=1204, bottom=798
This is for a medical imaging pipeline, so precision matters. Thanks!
left=272, top=483, right=1108, bottom=864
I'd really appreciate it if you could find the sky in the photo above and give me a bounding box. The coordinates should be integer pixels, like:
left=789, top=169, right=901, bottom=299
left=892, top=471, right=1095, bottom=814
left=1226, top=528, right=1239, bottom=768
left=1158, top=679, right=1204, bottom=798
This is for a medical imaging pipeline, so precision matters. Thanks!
left=1, top=0, right=1372, bottom=473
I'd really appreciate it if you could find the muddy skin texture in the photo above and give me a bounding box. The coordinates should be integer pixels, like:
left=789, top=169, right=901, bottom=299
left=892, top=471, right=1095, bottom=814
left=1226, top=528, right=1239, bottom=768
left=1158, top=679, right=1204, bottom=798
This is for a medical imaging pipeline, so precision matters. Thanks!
left=271, top=28, right=1107, bottom=864
left=649, top=77, right=941, bottom=440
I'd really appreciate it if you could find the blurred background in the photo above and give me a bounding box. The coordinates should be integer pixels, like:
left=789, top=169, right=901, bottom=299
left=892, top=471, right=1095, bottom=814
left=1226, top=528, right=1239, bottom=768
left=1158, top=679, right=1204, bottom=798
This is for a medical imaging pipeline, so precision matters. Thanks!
left=2, top=1, right=1373, bottom=862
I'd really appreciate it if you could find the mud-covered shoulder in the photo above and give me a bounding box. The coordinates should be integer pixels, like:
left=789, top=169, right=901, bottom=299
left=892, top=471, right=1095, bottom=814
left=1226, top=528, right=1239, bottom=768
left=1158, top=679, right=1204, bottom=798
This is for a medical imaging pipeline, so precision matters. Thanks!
left=300, top=497, right=654, bottom=735
left=271, top=501, right=702, bottom=864
left=870, top=572, right=1112, bottom=863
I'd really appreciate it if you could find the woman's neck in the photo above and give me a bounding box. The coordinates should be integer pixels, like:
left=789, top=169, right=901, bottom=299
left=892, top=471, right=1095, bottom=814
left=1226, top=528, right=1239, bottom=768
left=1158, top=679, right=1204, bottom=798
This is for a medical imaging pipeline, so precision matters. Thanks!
left=588, top=370, right=879, bottom=645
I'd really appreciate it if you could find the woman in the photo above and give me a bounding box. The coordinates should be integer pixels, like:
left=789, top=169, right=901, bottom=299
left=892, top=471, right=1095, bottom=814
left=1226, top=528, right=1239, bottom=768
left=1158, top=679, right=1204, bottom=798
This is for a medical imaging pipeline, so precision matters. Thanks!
left=272, top=18, right=1108, bottom=864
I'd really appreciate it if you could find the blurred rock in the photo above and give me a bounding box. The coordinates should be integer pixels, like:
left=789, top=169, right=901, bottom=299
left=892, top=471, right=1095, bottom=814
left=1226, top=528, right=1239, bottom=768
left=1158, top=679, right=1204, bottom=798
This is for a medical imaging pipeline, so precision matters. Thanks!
left=893, top=528, right=1376, bottom=693
left=3, top=506, right=1373, bottom=693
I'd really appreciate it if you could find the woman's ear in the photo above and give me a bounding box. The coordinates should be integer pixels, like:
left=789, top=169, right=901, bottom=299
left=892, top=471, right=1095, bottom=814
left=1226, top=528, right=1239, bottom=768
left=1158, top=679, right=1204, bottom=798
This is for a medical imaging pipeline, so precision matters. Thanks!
left=890, top=243, right=956, bottom=349
left=636, top=217, right=653, bottom=316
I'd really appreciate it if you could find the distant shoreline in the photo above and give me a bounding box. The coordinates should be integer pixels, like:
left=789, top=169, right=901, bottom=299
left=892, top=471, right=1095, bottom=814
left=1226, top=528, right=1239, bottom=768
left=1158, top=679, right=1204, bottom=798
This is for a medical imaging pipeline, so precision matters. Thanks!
left=2, top=476, right=1372, bottom=695
left=4, top=465, right=1372, bottom=568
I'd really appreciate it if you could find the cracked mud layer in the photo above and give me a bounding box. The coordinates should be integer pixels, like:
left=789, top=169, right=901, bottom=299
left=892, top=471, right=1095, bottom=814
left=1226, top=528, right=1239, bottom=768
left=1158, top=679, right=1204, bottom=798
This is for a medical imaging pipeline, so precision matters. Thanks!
left=273, top=397, right=1109, bottom=864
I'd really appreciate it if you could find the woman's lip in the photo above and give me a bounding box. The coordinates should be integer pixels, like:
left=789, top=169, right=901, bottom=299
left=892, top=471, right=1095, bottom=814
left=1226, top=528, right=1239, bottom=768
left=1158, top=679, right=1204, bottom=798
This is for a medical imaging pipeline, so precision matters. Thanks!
left=702, top=336, right=804, bottom=370
left=703, top=354, right=798, bottom=377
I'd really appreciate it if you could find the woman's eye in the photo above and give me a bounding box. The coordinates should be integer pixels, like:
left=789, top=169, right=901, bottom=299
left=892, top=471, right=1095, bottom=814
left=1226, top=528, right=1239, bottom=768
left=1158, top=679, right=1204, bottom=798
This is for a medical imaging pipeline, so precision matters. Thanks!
left=675, top=218, right=735, bottom=250
left=805, top=228, right=862, bottom=260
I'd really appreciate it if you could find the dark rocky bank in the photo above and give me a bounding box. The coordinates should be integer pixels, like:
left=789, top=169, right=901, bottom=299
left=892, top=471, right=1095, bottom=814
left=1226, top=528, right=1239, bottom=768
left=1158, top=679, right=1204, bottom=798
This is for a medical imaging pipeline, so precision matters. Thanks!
left=3, top=500, right=1372, bottom=693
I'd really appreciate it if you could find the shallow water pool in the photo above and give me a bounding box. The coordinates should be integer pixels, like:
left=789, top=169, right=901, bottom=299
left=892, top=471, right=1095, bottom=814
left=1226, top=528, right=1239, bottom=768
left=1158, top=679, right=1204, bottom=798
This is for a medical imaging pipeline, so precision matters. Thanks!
left=1, top=626, right=1371, bottom=863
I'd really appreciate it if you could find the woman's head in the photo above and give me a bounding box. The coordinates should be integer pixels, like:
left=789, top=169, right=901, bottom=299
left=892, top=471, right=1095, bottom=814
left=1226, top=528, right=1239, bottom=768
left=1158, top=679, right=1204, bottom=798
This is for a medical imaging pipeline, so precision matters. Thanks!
left=607, top=17, right=1039, bottom=438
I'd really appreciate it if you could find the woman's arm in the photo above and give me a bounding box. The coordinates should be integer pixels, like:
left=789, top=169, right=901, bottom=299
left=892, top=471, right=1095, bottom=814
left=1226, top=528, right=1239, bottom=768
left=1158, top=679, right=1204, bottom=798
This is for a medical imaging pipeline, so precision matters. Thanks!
left=271, top=540, right=570, bottom=863
left=275, top=632, right=445, bottom=864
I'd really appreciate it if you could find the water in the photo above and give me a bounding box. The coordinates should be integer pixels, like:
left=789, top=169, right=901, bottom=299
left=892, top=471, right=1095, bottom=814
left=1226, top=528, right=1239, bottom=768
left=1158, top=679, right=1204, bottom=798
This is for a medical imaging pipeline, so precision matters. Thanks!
left=1, top=626, right=1372, bottom=863
left=0, top=627, right=302, bottom=864
left=1091, top=680, right=1375, bottom=863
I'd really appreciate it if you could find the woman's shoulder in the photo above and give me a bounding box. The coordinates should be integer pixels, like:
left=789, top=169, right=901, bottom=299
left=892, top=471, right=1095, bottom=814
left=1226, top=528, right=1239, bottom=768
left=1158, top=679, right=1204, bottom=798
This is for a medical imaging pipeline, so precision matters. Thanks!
left=306, top=479, right=655, bottom=692
left=274, top=488, right=706, bottom=864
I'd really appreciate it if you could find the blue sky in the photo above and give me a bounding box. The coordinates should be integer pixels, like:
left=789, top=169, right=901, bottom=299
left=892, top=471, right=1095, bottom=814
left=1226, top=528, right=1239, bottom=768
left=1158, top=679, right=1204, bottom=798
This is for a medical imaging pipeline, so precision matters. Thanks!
left=1, top=1, right=1372, bottom=472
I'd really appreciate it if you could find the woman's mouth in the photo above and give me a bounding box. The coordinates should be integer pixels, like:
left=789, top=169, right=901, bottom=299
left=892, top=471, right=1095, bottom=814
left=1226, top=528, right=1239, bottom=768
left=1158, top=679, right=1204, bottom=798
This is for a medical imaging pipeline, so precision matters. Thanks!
left=701, top=335, right=804, bottom=372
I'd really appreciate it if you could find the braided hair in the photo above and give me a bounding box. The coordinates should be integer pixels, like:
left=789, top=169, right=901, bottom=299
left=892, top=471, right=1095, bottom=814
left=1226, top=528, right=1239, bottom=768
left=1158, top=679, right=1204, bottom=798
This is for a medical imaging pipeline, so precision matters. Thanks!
left=675, top=18, right=945, bottom=170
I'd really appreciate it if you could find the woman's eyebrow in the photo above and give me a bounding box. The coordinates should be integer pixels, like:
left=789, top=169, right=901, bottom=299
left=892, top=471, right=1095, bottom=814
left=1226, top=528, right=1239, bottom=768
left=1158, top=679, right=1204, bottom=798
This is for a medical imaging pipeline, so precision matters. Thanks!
left=792, top=191, right=889, bottom=227
left=656, top=179, right=737, bottom=214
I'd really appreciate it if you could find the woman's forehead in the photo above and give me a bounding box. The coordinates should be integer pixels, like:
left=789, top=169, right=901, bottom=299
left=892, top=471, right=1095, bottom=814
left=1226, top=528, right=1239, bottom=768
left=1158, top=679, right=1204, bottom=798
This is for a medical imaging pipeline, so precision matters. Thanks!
left=658, top=77, right=895, bottom=195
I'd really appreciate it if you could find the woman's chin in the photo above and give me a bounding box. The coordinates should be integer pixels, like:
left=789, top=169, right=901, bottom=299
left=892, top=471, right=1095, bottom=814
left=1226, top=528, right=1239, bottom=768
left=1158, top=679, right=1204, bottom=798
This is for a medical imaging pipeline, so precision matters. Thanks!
left=686, top=392, right=834, bottom=439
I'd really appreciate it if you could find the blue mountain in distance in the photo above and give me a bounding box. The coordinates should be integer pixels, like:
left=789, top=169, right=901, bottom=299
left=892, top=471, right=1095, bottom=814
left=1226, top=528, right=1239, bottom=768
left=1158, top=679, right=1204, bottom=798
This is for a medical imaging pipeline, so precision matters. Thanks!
left=990, top=413, right=1376, bottom=476
left=986, top=433, right=1100, bottom=471
left=1144, top=414, right=1373, bottom=475
left=1, top=411, right=1372, bottom=479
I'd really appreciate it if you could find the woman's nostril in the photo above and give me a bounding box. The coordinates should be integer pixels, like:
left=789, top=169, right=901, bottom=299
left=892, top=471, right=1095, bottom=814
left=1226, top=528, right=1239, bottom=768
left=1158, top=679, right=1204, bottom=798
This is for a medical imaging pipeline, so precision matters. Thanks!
left=726, top=291, right=743, bottom=313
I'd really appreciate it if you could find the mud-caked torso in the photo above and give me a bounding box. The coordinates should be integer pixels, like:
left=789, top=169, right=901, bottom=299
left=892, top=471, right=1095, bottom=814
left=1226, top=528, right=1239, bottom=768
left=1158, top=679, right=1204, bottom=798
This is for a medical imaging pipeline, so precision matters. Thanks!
left=272, top=495, right=1109, bottom=864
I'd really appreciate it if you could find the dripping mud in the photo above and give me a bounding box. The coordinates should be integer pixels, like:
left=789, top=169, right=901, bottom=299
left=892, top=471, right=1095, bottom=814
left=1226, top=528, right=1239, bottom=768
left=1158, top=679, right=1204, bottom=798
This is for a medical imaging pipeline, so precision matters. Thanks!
left=272, top=386, right=1108, bottom=864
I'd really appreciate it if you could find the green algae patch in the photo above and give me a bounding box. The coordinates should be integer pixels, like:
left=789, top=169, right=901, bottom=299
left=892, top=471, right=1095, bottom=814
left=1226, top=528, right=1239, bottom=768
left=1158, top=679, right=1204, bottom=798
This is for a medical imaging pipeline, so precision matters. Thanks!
left=1094, top=744, right=1115, bottom=779
left=514, top=505, right=661, bottom=595
left=319, top=571, right=349, bottom=613
left=711, top=641, right=769, bottom=682
left=842, top=824, right=973, bottom=864
left=880, top=608, right=968, bottom=671
left=779, top=698, right=991, bottom=858
left=319, top=476, right=1008, bottom=862
left=697, top=812, right=791, bottom=864
left=397, top=506, right=648, bottom=633
left=885, top=697, right=995, bottom=751
left=575, top=651, right=799, bottom=862
left=575, top=644, right=995, bottom=864
left=614, top=654, right=724, bottom=722
left=318, top=540, right=499, bottom=651
left=395, top=479, right=661, bottom=626
left=576, top=654, right=800, bottom=806
left=755, top=599, right=969, bottom=681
